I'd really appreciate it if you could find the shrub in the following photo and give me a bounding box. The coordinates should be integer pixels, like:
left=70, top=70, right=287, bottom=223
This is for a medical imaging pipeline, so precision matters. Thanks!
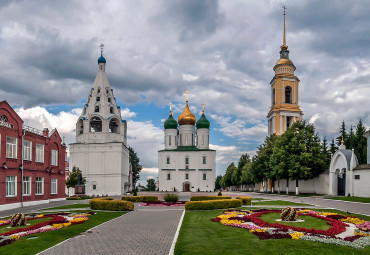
left=236, top=196, right=251, bottom=205
left=66, top=197, right=82, bottom=200
left=10, top=213, right=27, bottom=227
left=190, top=196, right=232, bottom=201
left=185, top=199, right=242, bottom=210
left=89, top=198, right=134, bottom=211
left=217, top=191, right=222, bottom=196
left=281, top=207, right=298, bottom=221
left=133, top=189, right=138, bottom=196
left=121, top=196, right=159, bottom=202
left=164, top=193, right=179, bottom=203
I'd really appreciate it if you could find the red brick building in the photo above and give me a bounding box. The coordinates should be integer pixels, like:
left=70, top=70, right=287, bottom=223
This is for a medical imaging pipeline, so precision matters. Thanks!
left=0, top=101, right=66, bottom=209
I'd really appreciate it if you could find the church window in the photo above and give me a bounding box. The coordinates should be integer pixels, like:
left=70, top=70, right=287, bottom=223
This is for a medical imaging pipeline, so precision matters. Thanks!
left=203, top=173, right=206, bottom=180
left=166, top=156, right=170, bottom=164
left=285, top=86, right=292, bottom=104
left=106, top=89, right=109, bottom=94
left=286, top=116, right=292, bottom=129
left=109, top=118, right=119, bottom=133
left=169, top=136, right=171, bottom=146
left=93, top=184, right=97, bottom=190
left=203, top=156, right=206, bottom=164
left=78, top=119, right=84, bottom=135
left=97, top=88, right=101, bottom=93
left=83, top=107, right=86, bottom=115
left=185, top=173, right=189, bottom=180
left=202, top=135, right=205, bottom=145
left=108, top=98, right=111, bottom=103
left=110, top=107, right=114, bottom=114
left=355, top=175, right=360, bottom=180
left=90, top=117, right=102, bottom=132
left=272, top=88, right=276, bottom=105
left=180, top=134, right=182, bottom=146
left=97, top=97, right=100, bottom=102
left=167, top=173, right=171, bottom=180
left=95, top=106, right=100, bottom=112
left=185, top=134, right=188, bottom=146
left=192, top=134, right=194, bottom=146
left=185, top=156, right=189, bottom=165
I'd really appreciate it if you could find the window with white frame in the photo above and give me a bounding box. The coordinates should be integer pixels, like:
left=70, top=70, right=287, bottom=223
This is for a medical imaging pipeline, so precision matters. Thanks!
left=169, top=136, right=171, bottom=146
left=6, top=176, right=16, bottom=196
left=23, top=176, right=31, bottom=195
left=203, top=156, right=206, bottom=164
left=51, top=179, right=57, bottom=194
left=51, top=150, right=58, bottom=166
left=36, top=144, right=44, bottom=163
left=185, top=156, right=189, bottom=165
left=166, top=156, right=170, bottom=164
left=36, top=177, right=43, bottom=195
left=23, top=140, right=32, bottom=161
left=167, top=173, right=171, bottom=180
left=6, top=136, right=17, bottom=158
left=203, top=173, right=207, bottom=180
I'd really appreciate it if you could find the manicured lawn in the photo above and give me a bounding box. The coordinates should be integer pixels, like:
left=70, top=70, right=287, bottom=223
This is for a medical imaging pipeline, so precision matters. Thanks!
left=175, top=209, right=370, bottom=255
left=43, top=204, right=90, bottom=210
left=0, top=217, right=52, bottom=234
left=327, top=196, right=370, bottom=203
left=260, top=213, right=330, bottom=230
left=251, top=198, right=268, bottom=201
left=1, top=211, right=125, bottom=255
left=251, top=200, right=310, bottom=206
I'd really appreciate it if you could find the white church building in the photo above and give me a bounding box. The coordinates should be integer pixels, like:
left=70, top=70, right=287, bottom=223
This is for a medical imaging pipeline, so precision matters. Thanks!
left=69, top=45, right=130, bottom=196
left=158, top=97, right=216, bottom=192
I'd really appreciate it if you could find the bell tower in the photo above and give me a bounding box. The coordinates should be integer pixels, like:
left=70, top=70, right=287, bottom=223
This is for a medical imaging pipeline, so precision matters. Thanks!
left=267, top=7, right=303, bottom=136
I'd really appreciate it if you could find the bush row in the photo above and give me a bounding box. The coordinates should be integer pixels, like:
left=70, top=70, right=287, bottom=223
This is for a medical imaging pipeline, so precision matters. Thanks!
left=190, top=196, right=232, bottom=201
left=236, top=196, right=252, bottom=205
left=89, top=198, right=134, bottom=211
left=66, top=197, right=82, bottom=200
left=121, top=195, right=159, bottom=202
left=185, top=199, right=242, bottom=210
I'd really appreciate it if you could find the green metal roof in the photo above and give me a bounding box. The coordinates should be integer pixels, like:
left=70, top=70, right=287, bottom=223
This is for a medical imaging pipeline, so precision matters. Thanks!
left=164, top=114, right=178, bottom=129
left=196, top=114, right=210, bottom=129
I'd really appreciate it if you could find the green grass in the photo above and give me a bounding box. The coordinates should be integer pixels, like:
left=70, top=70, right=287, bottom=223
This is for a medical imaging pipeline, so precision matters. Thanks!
left=175, top=209, right=370, bottom=255
left=260, top=213, right=330, bottom=230
left=1, top=211, right=125, bottom=255
left=0, top=217, right=52, bottom=234
left=327, top=196, right=370, bottom=203
left=42, top=204, right=90, bottom=210
left=251, top=198, right=268, bottom=201
left=251, top=200, right=310, bottom=206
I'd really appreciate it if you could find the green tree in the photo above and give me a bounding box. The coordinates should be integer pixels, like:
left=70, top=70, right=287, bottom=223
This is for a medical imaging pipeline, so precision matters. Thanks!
left=336, top=121, right=347, bottom=147
left=221, top=163, right=236, bottom=188
left=65, top=166, right=86, bottom=189
left=215, top=175, right=223, bottom=190
left=321, top=136, right=331, bottom=169
left=355, top=119, right=367, bottom=165
left=270, top=121, right=326, bottom=195
left=146, top=178, right=156, bottom=191
left=329, top=138, right=337, bottom=156
left=348, top=126, right=355, bottom=149
left=129, top=147, right=142, bottom=188
left=241, top=161, right=254, bottom=190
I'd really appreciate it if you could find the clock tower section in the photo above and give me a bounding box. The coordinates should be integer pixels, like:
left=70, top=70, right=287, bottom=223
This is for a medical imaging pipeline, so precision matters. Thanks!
left=267, top=7, right=303, bottom=136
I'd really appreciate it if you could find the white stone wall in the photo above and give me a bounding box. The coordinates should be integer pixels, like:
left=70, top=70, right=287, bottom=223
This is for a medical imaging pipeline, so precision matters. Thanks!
left=178, top=125, right=195, bottom=146
left=158, top=150, right=215, bottom=192
left=196, top=128, right=209, bottom=149
left=164, top=129, right=178, bottom=150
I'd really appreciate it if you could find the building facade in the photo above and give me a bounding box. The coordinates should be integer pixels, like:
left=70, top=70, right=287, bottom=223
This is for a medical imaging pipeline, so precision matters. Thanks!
left=267, top=8, right=303, bottom=136
left=69, top=46, right=130, bottom=196
left=0, top=101, right=66, bottom=209
left=158, top=98, right=216, bottom=192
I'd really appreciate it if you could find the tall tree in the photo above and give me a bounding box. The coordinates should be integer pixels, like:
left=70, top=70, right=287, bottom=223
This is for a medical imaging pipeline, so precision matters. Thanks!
left=65, top=166, right=86, bottom=189
left=232, top=154, right=251, bottom=188
left=355, top=119, right=367, bottom=165
left=253, top=135, right=278, bottom=183
left=336, top=121, right=347, bottom=147
left=221, top=163, right=236, bottom=188
left=241, top=161, right=254, bottom=188
left=329, top=138, right=337, bottom=156
left=129, top=147, right=142, bottom=188
left=215, top=175, right=223, bottom=190
left=347, top=126, right=355, bottom=149
left=146, top=178, right=156, bottom=191
left=321, top=136, right=331, bottom=169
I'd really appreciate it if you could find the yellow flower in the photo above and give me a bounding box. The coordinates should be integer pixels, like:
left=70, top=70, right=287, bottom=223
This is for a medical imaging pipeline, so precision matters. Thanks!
left=354, top=231, right=368, bottom=237
left=11, top=234, right=20, bottom=240
left=291, top=232, right=304, bottom=240
left=340, top=217, right=365, bottom=225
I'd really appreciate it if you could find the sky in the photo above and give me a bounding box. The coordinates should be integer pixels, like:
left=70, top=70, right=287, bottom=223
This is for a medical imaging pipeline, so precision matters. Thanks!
left=2, top=0, right=370, bottom=184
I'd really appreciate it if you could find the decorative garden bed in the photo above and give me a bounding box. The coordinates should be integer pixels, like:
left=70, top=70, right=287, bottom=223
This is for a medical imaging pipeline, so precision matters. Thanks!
left=140, top=201, right=186, bottom=207
left=211, top=209, right=370, bottom=249
left=0, top=212, right=94, bottom=247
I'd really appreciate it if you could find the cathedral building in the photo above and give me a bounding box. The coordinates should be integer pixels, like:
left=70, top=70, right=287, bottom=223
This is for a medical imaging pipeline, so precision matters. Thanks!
left=267, top=8, right=303, bottom=136
left=158, top=95, right=216, bottom=192
left=69, top=45, right=130, bottom=196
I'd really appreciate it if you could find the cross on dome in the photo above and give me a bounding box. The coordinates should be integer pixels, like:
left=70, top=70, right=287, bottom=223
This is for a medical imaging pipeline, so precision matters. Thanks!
left=184, top=91, right=189, bottom=102
left=100, top=43, right=104, bottom=55
left=201, top=103, right=205, bottom=114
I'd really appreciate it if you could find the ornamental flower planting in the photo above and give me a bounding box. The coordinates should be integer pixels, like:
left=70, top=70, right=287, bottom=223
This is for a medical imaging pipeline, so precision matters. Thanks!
left=281, top=207, right=298, bottom=221
left=0, top=212, right=94, bottom=247
left=211, top=209, right=370, bottom=249
left=10, top=213, right=27, bottom=227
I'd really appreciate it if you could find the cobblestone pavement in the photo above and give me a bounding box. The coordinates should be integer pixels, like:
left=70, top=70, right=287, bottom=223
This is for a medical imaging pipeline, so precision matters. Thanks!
left=41, top=205, right=184, bottom=255
left=224, top=191, right=370, bottom=216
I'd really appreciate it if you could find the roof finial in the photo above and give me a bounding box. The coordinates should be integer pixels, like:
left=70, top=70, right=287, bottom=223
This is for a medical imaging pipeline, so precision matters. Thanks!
left=100, top=43, right=104, bottom=56
left=281, top=6, right=288, bottom=50
left=169, top=102, right=173, bottom=116
left=341, top=135, right=344, bottom=145
left=184, top=91, right=189, bottom=102
left=201, top=103, right=205, bottom=114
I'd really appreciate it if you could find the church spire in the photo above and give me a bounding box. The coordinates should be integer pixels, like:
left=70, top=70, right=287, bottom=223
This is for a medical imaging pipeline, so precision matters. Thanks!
left=282, top=6, right=287, bottom=50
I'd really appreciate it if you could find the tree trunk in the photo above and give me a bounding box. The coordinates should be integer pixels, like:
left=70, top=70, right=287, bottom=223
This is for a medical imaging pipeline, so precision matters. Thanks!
left=286, top=179, right=289, bottom=194
left=295, top=179, right=299, bottom=195
left=277, top=179, right=280, bottom=194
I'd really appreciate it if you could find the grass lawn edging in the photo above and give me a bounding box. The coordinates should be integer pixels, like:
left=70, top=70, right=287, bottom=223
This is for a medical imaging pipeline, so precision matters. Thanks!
left=185, top=199, right=242, bottom=210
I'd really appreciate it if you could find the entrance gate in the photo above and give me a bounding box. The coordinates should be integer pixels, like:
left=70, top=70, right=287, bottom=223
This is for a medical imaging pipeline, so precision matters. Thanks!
left=183, top=182, right=190, bottom=192
left=337, top=173, right=346, bottom=196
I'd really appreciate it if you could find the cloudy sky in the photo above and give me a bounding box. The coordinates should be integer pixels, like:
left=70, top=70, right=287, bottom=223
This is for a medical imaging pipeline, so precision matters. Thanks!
left=2, top=0, right=370, bottom=183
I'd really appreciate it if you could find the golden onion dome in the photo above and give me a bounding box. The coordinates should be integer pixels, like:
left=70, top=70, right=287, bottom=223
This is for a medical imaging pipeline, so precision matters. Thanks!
left=178, top=101, right=196, bottom=125
left=275, top=58, right=294, bottom=66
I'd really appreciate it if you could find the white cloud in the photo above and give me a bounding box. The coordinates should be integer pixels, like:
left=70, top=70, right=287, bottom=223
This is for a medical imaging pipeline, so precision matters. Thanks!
left=182, top=73, right=199, bottom=81
left=121, top=108, right=136, bottom=119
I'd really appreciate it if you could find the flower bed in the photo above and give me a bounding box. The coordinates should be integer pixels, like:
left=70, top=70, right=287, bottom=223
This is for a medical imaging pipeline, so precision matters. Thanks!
left=140, top=201, right=186, bottom=207
left=0, top=212, right=94, bottom=247
left=211, top=209, right=370, bottom=249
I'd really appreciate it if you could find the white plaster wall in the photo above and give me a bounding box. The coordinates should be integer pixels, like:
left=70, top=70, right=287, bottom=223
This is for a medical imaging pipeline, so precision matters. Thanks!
left=196, top=128, right=209, bottom=149
left=164, top=129, right=178, bottom=149
left=353, top=170, right=370, bottom=197
left=178, top=125, right=195, bottom=146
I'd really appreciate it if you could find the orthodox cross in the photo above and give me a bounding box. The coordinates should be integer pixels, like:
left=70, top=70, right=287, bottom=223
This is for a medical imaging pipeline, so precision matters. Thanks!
left=169, top=102, right=173, bottom=115
left=100, top=43, right=104, bottom=55
left=282, top=6, right=287, bottom=46
left=201, top=103, right=205, bottom=113
left=185, top=91, right=189, bottom=101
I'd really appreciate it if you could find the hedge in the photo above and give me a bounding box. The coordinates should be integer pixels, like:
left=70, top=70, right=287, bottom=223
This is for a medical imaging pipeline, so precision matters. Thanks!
left=236, top=196, right=252, bottom=205
left=190, top=196, right=232, bottom=201
left=121, top=196, right=159, bottom=202
left=185, top=199, right=242, bottom=210
left=89, top=198, right=134, bottom=211
left=66, top=197, right=81, bottom=200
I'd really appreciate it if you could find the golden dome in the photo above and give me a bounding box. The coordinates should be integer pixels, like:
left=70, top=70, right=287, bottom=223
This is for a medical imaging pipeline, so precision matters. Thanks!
left=276, top=58, right=294, bottom=66
left=178, top=101, right=196, bottom=125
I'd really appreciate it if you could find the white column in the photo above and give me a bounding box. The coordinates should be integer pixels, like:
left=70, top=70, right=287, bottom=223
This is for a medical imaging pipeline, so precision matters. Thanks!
left=293, top=81, right=296, bottom=104
left=279, top=115, right=282, bottom=135
left=282, top=80, right=285, bottom=103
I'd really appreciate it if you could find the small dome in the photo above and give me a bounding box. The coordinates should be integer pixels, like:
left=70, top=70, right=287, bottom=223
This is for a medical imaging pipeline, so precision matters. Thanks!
left=178, top=101, right=196, bottom=125
left=196, top=113, right=210, bottom=129
left=164, top=114, right=178, bottom=129
left=275, top=58, right=293, bottom=66
left=98, top=54, right=106, bottom=64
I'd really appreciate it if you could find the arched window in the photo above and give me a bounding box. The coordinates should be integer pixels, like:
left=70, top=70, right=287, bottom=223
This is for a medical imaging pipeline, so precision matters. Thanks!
left=97, top=88, right=101, bottom=93
left=272, top=88, right=276, bottom=105
left=169, top=136, right=172, bottom=146
left=110, top=107, right=114, bottom=114
left=202, top=156, right=206, bottom=164
left=83, top=107, right=86, bottom=115
left=108, top=98, right=111, bottom=103
left=185, top=156, right=189, bottom=165
left=166, top=156, right=170, bottom=164
left=96, top=97, right=100, bottom=102
left=109, top=118, right=119, bottom=133
left=95, top=106, right=100, bottom=112
left=77, top=119, right=84, bottom=135
left=285, top=86, right=292, bottom=104
left=90, top=116, right=102, bottom=132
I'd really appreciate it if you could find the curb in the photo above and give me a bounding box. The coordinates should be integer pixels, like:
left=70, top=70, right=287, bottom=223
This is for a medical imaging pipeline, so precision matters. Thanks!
left=169, top=210, right=185, bottom=255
